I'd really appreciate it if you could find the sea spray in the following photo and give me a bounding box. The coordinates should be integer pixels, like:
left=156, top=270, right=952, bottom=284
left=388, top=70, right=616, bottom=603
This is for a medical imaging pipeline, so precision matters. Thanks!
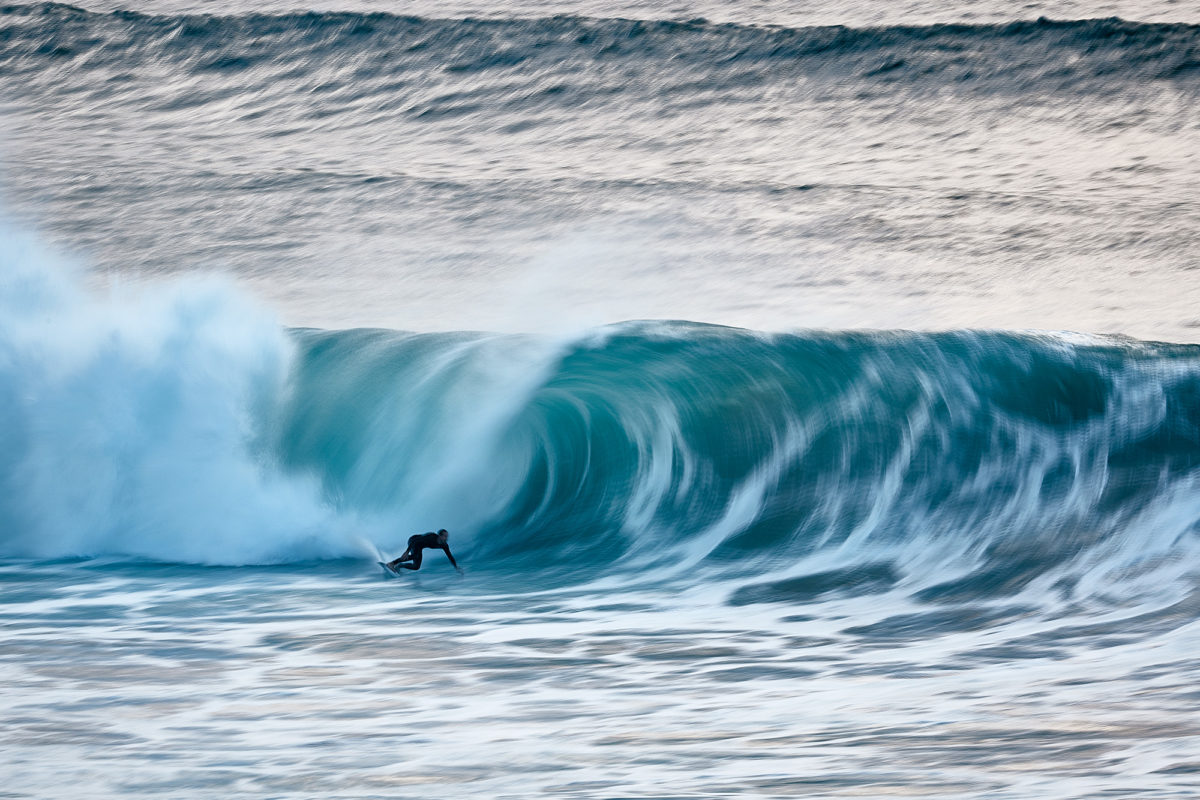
left=0, top=225, right=354, bottom=563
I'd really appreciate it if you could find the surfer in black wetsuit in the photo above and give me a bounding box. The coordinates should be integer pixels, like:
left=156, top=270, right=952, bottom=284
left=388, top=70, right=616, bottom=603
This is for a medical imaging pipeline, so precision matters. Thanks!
left=387, top=529, right=462, bottom=573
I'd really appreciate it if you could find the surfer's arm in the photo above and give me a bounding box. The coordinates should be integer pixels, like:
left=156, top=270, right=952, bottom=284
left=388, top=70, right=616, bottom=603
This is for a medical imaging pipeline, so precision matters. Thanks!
left=442, top=546, right=461, bottom=571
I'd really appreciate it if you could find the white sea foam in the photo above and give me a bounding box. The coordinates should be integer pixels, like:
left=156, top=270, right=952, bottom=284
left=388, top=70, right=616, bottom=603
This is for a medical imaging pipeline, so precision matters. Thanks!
left=0, top=224, right=364, bottom=564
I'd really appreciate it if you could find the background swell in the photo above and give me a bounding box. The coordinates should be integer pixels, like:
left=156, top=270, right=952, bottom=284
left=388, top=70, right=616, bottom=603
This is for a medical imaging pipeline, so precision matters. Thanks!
left=4, top=6, right=1200, bottom=93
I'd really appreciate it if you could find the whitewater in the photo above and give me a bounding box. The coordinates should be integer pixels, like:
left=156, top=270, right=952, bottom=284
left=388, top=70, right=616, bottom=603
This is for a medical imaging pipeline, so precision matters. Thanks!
left=3, top=1, right=1200, bottom=797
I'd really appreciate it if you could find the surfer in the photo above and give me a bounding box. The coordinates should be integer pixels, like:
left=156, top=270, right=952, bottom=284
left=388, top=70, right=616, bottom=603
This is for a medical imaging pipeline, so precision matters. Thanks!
left=386, top=529, right=462, bottom=574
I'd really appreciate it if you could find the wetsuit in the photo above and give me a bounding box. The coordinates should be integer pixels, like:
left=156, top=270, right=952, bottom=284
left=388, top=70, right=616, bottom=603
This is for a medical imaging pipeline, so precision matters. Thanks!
left=390, top=532, right=458, bottom=571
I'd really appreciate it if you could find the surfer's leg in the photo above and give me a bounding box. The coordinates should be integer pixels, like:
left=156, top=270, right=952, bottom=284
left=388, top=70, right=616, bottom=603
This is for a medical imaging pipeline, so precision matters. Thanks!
left=388, top=548, right=413, bottom=569
left=396, top=549, right=423, bottom=571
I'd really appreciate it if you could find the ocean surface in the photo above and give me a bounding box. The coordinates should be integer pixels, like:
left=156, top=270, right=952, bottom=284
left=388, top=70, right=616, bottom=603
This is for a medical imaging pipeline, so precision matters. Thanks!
left=3, top=1, right=1200, bottom=797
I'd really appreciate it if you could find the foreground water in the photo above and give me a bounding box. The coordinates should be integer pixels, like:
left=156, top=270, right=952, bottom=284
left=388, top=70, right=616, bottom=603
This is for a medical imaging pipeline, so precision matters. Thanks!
left=4, top=557, right=1200, bottom=798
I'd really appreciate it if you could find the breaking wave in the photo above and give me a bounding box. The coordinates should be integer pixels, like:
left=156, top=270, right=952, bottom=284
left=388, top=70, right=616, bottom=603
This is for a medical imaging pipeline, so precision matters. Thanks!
left=3, top=229, right=1200, bottom=619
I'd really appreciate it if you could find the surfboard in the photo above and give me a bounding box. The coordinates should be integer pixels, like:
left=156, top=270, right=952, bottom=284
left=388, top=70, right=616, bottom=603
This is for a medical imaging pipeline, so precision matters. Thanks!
left=378, top=561, right=402, bottom=577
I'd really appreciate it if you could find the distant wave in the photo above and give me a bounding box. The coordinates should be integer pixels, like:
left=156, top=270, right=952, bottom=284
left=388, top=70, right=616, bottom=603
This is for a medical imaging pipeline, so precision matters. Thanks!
left=3, top=4, right=1200, bottom=94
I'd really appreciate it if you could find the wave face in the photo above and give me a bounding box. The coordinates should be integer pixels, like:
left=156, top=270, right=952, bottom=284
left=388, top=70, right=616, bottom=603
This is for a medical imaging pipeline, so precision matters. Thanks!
left=278, top=323, right=1200, bottom=601
left=3, top=5, right=1200, bottom=94
left=6, top=237, right=1200, bottom=614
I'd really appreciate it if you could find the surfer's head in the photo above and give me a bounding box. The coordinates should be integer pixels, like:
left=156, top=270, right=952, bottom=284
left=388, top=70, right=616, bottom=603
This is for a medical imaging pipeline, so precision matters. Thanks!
left=437, top=529, right=449, bottom=543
